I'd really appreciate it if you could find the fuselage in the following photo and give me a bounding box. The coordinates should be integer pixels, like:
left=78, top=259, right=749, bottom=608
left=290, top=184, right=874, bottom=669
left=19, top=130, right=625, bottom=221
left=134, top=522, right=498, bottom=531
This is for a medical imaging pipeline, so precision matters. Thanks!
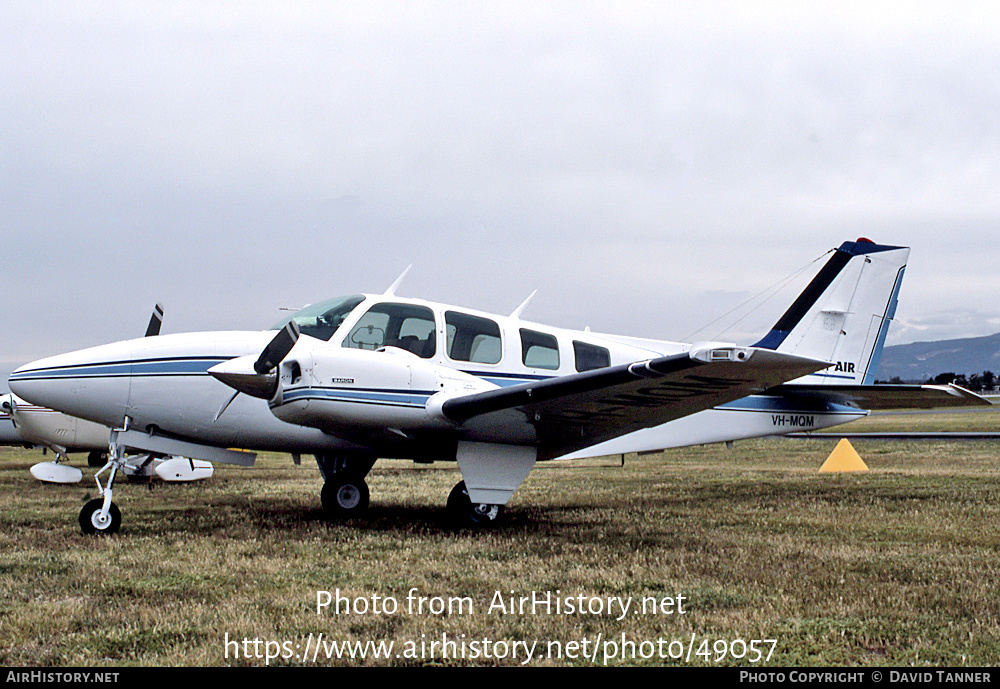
left=0, top=393, right=109, bottom=452
left=9, top=293, right=863, bottom=461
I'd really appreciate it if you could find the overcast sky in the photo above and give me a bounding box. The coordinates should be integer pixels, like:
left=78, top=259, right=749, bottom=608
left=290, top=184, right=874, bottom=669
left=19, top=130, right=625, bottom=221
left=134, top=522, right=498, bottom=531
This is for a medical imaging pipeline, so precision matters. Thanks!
left=3, top=1, right=999, bottom=380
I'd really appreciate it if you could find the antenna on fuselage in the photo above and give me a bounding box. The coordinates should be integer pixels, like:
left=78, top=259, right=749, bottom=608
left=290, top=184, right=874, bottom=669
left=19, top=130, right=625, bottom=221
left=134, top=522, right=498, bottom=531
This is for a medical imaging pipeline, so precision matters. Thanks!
left=384, top=265, right=412, bottom=297
left=509, top=290, right=537, bottom=319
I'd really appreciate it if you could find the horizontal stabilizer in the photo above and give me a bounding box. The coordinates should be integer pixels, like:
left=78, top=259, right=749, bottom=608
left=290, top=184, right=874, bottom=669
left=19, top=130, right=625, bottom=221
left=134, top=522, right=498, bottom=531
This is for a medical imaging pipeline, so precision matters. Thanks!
left=768, top=383, right=991, bottom=410
left=155, top=457, right=215, bottom=482
left=30, top=462, right=83, bottom=484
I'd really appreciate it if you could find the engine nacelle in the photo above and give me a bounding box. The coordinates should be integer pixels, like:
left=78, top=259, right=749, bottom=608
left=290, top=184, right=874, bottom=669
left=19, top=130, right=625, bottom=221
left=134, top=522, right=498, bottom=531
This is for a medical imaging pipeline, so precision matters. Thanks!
left=270, top=346, right=496, bottom=433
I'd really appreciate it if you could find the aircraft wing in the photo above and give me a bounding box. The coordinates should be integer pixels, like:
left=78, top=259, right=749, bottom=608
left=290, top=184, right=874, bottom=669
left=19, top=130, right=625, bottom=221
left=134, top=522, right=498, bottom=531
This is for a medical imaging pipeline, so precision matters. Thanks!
left=767, top=383, right=992, bottom=410
left=441, top=345, right=828, bottom=460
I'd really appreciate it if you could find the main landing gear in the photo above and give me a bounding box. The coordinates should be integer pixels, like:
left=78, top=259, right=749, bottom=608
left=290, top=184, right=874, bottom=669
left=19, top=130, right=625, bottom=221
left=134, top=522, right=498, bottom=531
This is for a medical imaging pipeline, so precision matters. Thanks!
left=447, top=481, right=504, bottom=527
left=314, top=455, right=506, bottom=526
left=316, top=454, right=376, bottom=520
left=319, top=476, right=504, bottom=526
left=321, top=474, right=370, bottom=518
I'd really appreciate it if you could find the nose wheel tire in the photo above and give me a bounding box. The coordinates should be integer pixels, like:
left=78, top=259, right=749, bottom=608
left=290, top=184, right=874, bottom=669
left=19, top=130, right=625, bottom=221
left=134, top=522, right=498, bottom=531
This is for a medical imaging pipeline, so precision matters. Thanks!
left=447, top=481, right=504, bottom=527
left=79, top=498, right=121, bottom=535
left=321, top=476, right=370, bottom=518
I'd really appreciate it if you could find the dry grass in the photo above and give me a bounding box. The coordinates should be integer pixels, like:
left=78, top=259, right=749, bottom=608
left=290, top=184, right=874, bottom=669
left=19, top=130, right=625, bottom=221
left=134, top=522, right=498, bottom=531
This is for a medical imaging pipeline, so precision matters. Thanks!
left=1, top=412, right=999, bottom=666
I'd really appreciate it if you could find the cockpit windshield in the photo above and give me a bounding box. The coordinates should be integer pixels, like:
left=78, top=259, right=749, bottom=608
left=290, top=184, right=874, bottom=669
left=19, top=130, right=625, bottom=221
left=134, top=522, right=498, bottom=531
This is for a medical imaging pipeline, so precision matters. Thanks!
left=269, top=294, right=366, bottom=341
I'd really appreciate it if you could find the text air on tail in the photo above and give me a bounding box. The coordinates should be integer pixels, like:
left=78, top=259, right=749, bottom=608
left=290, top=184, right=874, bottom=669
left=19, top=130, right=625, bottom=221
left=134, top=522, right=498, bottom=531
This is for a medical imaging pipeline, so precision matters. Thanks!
left=753, top=238, right=909, bottom=386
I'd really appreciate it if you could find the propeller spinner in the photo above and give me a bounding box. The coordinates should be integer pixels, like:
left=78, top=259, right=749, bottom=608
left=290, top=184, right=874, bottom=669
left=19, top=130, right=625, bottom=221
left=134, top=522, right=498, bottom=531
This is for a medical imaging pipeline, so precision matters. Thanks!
left=209, top=321, right=301, bottom=400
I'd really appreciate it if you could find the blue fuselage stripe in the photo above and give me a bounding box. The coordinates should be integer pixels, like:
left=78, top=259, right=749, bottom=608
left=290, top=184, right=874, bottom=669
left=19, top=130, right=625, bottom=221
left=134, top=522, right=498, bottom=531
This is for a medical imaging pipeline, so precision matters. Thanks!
left=277, top=387, right=435, bottom=409
left=10, top=357, right=233, bottom=380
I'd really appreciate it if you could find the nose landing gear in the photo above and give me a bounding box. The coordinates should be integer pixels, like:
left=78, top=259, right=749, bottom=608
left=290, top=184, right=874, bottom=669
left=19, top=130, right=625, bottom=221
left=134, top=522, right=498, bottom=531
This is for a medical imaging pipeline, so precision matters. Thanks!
left=78, top=422, right=129, bottom=536
left=79, top=498, right=121, bottom=535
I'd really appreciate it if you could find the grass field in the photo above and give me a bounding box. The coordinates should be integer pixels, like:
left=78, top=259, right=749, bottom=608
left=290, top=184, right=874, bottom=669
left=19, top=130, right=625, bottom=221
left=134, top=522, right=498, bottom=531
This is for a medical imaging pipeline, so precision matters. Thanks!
left=2, top=408, right=999, bottom=666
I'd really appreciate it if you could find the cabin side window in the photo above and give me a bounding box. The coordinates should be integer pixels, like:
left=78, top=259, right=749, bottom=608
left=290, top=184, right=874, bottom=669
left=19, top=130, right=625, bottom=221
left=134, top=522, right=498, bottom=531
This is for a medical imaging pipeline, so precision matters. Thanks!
left=342, top=303, right=437, bottom=358
left=446, top=311, right=502, bottom=364
left=573, top=340, right=610, bottom=372
left=520, top=328, right=559, bottom=370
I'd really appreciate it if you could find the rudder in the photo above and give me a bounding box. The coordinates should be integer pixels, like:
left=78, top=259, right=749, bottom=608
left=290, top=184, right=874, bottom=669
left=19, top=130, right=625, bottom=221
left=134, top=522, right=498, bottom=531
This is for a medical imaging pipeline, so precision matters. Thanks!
left=753, top=238, right=909, bottom=386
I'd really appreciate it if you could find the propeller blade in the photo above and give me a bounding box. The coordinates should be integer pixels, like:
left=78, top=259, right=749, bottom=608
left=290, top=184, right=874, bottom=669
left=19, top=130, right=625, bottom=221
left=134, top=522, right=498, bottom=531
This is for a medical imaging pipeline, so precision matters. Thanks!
left=213, top=390, right=240, bottom=423
left=145, top=303, right=164, bottom=337
left=254, top=321, right=300, bottom=375
left=3, top=396, right=18, bottom=428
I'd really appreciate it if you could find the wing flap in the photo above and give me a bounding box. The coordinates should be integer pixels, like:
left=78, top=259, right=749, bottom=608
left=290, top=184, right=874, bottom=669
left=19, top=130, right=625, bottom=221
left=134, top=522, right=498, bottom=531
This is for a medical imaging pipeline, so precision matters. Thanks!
left=442, top=345, right=828, bottom=459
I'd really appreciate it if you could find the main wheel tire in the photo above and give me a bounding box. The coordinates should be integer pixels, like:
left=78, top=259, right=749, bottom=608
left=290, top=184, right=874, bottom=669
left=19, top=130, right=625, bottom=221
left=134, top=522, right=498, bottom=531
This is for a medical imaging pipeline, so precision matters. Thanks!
left=79, top=498, right=121, bottom=535
left=321, top=476, right=370, bottom=519
left=88, top=451, right=107, bottom=468
left=447, top=481, right=504, bottom=527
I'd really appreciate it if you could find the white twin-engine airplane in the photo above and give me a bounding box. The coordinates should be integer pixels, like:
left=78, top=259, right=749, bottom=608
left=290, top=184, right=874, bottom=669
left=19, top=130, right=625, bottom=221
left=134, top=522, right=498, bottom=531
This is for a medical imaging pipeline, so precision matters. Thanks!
left=7, top=239, right=983, bottom=534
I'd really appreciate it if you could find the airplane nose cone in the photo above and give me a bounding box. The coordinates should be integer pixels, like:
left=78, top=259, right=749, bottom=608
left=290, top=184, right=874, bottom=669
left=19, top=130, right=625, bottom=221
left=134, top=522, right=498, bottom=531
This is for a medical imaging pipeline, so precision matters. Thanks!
left=208, top=356, right=277, bottom=399
left=9, top=347, right=132, bottom=427
left=9, top=356, right=69, bottom=403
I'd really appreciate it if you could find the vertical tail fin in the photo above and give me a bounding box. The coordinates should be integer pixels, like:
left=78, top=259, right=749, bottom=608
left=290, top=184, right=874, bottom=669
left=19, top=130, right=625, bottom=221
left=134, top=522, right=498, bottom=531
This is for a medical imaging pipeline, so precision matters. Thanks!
left=753, top=238, right=909, bottom=385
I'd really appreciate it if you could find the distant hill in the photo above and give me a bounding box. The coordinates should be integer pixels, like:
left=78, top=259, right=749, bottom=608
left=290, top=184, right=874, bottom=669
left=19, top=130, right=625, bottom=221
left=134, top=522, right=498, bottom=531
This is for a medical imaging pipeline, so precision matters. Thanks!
left=876, top=332, right=1000, bottom=382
